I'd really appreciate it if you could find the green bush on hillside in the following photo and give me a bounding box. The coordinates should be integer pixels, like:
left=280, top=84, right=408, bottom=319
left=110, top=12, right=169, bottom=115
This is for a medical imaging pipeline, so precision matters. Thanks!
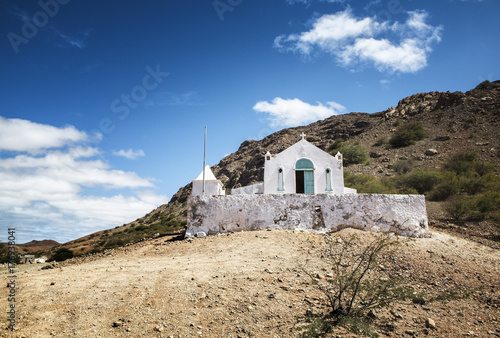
left=475, top=192, right=500, bottom=220
left=389, top=122, right=427, bottom=148
left=460, top=175, right=490, bottom=195
left=393, top=159, right=416, bottom=175
left=394, top=169, right=442, bottom=194
left=327, top=139, right=345, bottom=153
left=444, top=192, right=500, bottom=222
left=474, top=161, right=497, bottom=176
left=344, top=172, right=399, bottom=194
left=49, top=248, right=74, bottom=262
left=428, top=172, right=459, bottom=201
left=443, top=151, right=478, bottom=174
left=328, top=139, right=368, bottom=166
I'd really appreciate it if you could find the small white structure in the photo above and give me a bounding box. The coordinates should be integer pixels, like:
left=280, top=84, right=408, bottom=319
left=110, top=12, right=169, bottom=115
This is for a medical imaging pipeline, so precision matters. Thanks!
left=263, top=133, right=355, bottom=195
left=19, top=254, right=35, bottom=264
left=35, top=256, right=47, bottom=264
left=192, top=165, right=225, bottom=196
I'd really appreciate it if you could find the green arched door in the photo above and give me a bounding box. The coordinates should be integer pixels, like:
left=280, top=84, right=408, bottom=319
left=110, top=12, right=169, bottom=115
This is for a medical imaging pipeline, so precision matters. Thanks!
left=295, top=159, right=314, bottom=194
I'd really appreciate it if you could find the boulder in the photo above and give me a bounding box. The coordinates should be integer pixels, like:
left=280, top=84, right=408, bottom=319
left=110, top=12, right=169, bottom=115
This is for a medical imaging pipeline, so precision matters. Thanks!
left=426, top=318, right=437, bottom=330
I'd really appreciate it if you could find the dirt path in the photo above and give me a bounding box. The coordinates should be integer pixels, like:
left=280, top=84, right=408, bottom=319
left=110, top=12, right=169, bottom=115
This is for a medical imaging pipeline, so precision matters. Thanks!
left=2, top=228, right=499, bottom=337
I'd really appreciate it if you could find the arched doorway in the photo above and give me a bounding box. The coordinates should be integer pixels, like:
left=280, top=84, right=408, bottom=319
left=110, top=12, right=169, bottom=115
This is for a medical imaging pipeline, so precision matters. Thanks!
left=295, top=158, right=314, bottom=194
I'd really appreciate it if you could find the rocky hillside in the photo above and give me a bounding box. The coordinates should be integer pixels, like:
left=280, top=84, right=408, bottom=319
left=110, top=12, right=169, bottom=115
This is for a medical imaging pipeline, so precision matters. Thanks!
left=57, top=80, right=499, bottom=255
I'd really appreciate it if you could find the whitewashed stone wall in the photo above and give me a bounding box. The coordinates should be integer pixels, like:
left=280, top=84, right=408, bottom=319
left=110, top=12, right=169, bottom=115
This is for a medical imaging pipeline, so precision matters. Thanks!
left=192, top=180, right=225, bottom=196
left=231, top=183, right=264, bottom=195
left=186, top=194, right=429, bottom=238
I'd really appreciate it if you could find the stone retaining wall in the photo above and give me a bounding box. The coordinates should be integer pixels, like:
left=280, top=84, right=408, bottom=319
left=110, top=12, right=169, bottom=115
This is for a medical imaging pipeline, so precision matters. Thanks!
left=186, top=194, right=429, bottom=238
left=231, top=183, right=264, bottom=195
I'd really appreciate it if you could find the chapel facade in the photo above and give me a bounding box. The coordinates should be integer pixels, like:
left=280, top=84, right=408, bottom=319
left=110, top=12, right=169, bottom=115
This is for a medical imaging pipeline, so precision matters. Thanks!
left=262, top=133, right=356, bottom=195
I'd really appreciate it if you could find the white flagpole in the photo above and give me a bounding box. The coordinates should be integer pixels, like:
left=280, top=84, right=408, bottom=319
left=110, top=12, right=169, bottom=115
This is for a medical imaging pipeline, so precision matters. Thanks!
left=202, top=126, right=206, bottom=195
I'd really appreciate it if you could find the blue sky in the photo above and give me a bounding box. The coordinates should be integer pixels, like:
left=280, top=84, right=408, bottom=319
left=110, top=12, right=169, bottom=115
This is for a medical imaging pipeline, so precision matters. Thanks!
left=0, top=0, right=498, bottom=243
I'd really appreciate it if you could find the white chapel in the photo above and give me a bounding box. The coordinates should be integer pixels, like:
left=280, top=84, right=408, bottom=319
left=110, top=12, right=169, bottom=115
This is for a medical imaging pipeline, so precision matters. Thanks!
left=193, top=133, right=356, bottom=196
left=262, top=133, right=356, bottom=195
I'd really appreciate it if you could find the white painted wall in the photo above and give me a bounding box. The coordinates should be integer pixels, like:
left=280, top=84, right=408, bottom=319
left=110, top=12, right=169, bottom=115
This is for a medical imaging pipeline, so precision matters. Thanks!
left=192, top=180, right=225, bottom=196
left=231, top=183, right=264, bottom=195
left=264, top=139, right=347, bottom=195
left=186, top=194, right=429, bottom=238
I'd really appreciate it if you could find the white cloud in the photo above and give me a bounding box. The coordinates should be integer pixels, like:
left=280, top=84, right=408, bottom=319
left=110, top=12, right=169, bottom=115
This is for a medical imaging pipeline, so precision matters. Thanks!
left=113, top=148, right=146, bottom=160
left=253, top=97, right=346, bottom=128
left=380, top=79, right=391, bottom=87
left=274, top=9, right=442, bottom=73
left=0, top=116, right=167, bottom=243
left=50, top=27, right=87, bottom=49
left=0, top=116, right=88, bottom=152
left=339, top=37, right=428, bottom=73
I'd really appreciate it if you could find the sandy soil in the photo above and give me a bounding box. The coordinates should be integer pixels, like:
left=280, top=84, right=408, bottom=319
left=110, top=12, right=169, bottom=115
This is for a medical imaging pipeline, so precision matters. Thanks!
left=2, top=228, right=499, bottom=337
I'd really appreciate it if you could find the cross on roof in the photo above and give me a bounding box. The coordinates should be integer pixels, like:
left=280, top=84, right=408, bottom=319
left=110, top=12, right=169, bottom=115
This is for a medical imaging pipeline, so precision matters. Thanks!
left=300, top=132, right=306, bottom=140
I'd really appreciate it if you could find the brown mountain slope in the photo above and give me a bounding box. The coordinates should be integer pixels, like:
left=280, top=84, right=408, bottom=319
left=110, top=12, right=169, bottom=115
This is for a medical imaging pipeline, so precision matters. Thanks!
left=0, top=240, right=60, bottom=256
left=21, top=239, right=60, bottom=247
left=59, top=80, right=500, bottom=254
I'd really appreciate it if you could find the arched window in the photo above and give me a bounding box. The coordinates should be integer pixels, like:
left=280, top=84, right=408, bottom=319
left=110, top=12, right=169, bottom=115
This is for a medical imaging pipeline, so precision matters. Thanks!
left=295, top=158, right=314, bottom=170
left=277, top=167, right=285, bottom=192
left=325, top=167, right=333, bottom=192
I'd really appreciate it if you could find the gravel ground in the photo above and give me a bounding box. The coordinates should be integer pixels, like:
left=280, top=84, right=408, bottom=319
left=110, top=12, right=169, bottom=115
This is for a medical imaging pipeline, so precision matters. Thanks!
left=1, top=228, right=499, bottom=337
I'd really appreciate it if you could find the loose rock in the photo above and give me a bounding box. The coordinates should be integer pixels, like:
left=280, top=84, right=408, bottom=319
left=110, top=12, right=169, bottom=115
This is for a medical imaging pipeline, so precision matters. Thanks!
left=426, top=318, right=437, bottom=330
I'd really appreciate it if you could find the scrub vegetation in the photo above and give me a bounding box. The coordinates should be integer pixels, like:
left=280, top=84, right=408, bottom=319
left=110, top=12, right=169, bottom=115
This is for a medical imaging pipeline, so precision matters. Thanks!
left=97, top=213, right=186, bottom=250
left=328, top=139, right=368, bottom=166
left=344, top=151, right=500, bottom=225
left=302, top=234, right=414, bottom=337
left=301, top=233, right=475, bottom=337
left=48, top=248, right=74, bottom=262
left=389, top=121, right=427, bottom=148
